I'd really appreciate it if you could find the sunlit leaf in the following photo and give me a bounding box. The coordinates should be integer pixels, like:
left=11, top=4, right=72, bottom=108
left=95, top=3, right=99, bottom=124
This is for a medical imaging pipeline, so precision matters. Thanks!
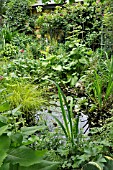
left=0, top=102, right=10, bottom=112
left=21, top=126, right=47, bottom=136
left=0, top=125, right=8, bottom=136
left=52, top=65, right=62, bottom=71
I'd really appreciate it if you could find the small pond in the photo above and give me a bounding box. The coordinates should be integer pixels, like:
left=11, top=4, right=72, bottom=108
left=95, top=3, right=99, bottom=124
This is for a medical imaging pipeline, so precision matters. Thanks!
left=36, top=94, right=89, bottom=134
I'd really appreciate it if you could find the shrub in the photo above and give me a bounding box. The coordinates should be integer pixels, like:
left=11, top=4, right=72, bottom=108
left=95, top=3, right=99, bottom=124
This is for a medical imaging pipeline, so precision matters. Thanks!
left=36, top=2, right=102, bottom=49
left=4, top=0, right=36, bottom=33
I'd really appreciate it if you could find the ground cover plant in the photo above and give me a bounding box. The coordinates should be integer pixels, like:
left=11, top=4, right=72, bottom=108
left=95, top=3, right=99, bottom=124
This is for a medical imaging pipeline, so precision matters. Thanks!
left=0, top=78, right=47, bottom=125
left=1, top=0, right=113, bottom=169
left=0, top=89, right=59, bottom=170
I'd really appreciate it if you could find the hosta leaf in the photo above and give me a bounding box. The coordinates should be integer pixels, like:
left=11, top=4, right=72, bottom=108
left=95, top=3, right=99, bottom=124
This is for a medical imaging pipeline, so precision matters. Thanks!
left=0, top=135, right=10, bottom=150
left=21, top=126, right=47, bottom=136
left=5, top=146, right=46, bottom=166
left=0, top=135, right=11, bottom=167
left=18, top=160, right=59, bottom=170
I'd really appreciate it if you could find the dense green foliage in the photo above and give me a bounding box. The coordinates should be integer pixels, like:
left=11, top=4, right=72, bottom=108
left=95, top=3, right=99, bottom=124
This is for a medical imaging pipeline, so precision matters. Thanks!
left=0, top=95, right=59, bottom=169
left=1, top=0, right=113, bottom=169
left=4, top=0, right=36, bottom=33
left=36, top=3, right=102, bottom=49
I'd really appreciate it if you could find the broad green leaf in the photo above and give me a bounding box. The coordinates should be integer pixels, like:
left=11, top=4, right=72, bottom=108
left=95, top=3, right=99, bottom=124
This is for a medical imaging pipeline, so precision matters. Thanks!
left=0, top=125, right=8, bottom=136
left=0, top=102, right=10, bottom=112
left=11, top=132, right=23, bottom=146
left=0, top=116, right=8, bottom=127
left=0, top=115, right=7, bottom=125
left=21, top=126, right=47, bottom=136
left=0, top=135, right=11, bottom=167
left=5, top=146, right=46, bottom=167
left=18, top=160, right=59, bottom=170
left=0, top=135, right=11, bottom=150
left=0, top=151, right=7, bottom=168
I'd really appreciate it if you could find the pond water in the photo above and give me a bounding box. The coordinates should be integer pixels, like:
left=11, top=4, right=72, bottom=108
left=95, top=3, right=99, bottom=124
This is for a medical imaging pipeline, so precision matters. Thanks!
left=36, top=96, right=89, bottom=134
